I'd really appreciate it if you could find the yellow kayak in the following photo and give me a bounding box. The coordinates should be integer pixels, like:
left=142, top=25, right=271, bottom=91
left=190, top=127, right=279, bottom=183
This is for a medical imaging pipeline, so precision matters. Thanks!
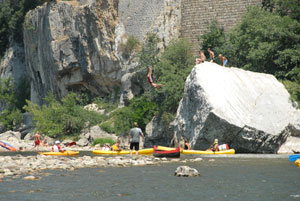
left=182, top=149, right=235, bottom=155
left=295, top=159, right=300, bottom=167
left=38, top=151, right=79, bottom=156
left=92, top=148, right=153, bottom=155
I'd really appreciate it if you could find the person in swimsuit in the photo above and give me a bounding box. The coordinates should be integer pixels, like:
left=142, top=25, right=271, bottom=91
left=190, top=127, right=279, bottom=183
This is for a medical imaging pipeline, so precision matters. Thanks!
left=219, top=54, right=228, bottom=67
left=111, top=140, right=122, bottom=151
left=207, top=48, right=215, bottom=63
left=199, top=50, right=206, bottom=63
left=195, top=58, right=201, bottom=65
left=184, top=139, right=191, bottom=150
left=32, top=131, right=41, bottom=151
left=206, top=139, right=219, bottom=152
left=147, top=67, right=163, bottom=89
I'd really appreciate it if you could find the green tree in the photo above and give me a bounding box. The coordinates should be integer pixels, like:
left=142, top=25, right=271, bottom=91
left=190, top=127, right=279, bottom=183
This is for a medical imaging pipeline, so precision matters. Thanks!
left=0, top=78, right=22, bottom=130
left=229, top=7, right=300, bottom=79
left=0, top=0, right=48, bottom=57
left=198, top=20, right=230, bottom=65
left=24, top=92, right=104, bottom=139
left=262, top=0, right=300, bottom=21
left=153, top=39, right=194, bottom=113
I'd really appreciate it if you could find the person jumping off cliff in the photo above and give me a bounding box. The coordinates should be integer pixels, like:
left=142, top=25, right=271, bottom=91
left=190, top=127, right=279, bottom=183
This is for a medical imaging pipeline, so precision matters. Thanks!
left=207, top=48, right=215, bottom=63
left=219, top=54, right=228, bottom=67
left=147, top=67, right=163, bottom=89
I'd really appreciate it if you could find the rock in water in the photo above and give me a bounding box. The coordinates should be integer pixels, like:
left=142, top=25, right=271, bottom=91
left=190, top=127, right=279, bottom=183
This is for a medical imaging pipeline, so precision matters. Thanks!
left=173, top=62, right=300, bottom=153
left=174, top=166, right=199, bottom=177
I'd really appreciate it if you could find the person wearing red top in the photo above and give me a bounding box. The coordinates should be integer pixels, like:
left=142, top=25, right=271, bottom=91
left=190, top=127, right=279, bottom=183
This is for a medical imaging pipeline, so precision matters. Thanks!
left=32, top=131, right=41, bottom=151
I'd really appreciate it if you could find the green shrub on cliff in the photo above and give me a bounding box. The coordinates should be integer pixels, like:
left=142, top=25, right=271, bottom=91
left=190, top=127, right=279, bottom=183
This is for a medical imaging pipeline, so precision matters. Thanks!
left=152, top=39, right=194, bottom=113
left=0, top=0, right=48, bottom=57
left=100, top=95, right=156, bottom=135
left=119, top=35, right=140, bottom=59
left=0, top=78, right=23, bottom=130
left=93, top=138, right=115, bottom=146
left=24, top=92, right=104, bottom=139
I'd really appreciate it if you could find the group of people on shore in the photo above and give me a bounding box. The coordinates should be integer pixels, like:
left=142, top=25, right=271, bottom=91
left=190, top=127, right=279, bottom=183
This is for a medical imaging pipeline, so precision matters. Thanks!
left=30, top=124, right=222, bottom=154
left=146, top=48, right=228, bottom=90
left=196, top=48, right=228, bottom=67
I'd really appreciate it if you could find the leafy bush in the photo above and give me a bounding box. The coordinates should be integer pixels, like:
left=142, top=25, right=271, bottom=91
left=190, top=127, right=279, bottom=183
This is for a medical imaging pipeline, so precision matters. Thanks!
left=152, top=39, right=194, bottom=113
left=93, top=138, right=115, bottom=146
left=100, top=95, right=156, bottom=135
left=0, top=0, right=48, bottom=57
left=24, top=92, right=104, bottom=139
left=119, top=35, right=140, bottom=59
left=281, top=80, right=300, bottom=107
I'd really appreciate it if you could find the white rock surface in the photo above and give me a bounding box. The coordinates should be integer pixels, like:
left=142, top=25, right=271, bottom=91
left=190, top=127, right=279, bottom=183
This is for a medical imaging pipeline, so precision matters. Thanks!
left=174, top=166, right=199, bottom=177
left=173, top=62, right=300, bottom=153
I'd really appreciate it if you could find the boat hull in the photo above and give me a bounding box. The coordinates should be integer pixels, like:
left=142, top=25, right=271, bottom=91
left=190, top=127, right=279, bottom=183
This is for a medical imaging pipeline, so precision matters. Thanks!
left=182, top=149, right=235, bottom=155
left=92, top=148, right=153, bottom=155
left=38, top=151, right=79, bottom=156
left=153, top=146, right=180, bottom=158
left=0, top=141, right=16, bottom=151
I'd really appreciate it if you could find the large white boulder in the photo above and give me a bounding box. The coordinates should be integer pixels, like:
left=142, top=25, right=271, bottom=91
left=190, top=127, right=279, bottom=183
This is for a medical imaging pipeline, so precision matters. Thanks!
left=173, top=62, right=300, bottom=153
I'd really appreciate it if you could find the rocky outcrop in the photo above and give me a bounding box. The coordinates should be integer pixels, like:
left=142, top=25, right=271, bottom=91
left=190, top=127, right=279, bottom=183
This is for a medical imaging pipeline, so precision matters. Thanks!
left=173, top=62, right=300, bottom=153
left=174, top=166, right=200, bottom=177
left=0, top=41, right=26, bottom=87
left=24, top=0, right=121, bottom=104
left=144, top=116, right=174, bottom=148
left=77, top=125, right=118, bottom=146
left=150, top=0, right=181, bottom=50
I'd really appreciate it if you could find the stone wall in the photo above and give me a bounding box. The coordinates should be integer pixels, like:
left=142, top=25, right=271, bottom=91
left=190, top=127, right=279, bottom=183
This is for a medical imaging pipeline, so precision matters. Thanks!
left=118, top=0, right=164, bottom=41
left=181, top=0, right=262, bottom=54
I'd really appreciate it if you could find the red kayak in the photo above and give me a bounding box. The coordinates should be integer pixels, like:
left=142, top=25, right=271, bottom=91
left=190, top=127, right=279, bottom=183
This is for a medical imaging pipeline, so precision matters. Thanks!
left=0, top=141, right=16, bottom=151
left=153, top=145, right=180, bottom=158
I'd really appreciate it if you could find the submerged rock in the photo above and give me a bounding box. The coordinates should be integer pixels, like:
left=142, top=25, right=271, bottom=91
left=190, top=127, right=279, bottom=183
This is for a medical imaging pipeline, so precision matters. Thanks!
left=174, top=166, right=199, bottom=177
left=173, top=62, right=300, bottom=153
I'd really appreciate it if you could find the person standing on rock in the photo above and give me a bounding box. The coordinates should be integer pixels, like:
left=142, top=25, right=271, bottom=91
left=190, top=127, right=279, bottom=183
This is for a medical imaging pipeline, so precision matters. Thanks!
left=195, top=58, right=201, bottom=65
left=129, top=122, right=144, bottom=156
left=199, top=50, right=206, bottom=63
left=32, top=131, right=41, bottom=151
left=147, top=67, right=164, bottom=89
left=207, top=48, right=215, bottom=63
left=219, top=54, right=228, bottom=67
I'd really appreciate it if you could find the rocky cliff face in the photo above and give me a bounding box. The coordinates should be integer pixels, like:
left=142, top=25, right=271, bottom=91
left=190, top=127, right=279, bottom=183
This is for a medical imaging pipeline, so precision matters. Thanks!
left=172, top=62, right=300, bottom=153
left=24, top=0, right=120, bottom=104
left=0, top=41, right=26, bottom=88
left=22, top=0, right=181, bottom=105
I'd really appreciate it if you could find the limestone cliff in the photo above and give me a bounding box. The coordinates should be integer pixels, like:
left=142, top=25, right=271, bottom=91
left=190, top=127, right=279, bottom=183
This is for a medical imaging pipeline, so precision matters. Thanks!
left=24, top=0, right=120, bottom=104
left=172, top=62, right=300, bottom=153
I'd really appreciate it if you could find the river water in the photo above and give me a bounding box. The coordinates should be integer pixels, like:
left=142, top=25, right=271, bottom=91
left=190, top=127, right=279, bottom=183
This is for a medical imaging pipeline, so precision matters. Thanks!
left=0, top=154, right=299, bottom=201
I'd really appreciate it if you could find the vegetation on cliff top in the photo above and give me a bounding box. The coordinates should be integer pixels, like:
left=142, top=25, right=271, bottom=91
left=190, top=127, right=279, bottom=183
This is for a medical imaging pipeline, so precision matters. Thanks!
left=200, top=2, right=300, bottom=105
left=0, top=0, right=48, bottom=57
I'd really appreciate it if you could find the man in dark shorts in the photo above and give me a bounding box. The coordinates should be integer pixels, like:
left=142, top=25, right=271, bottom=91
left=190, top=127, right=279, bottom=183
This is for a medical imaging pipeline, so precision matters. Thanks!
left=129, top=122, right=144, bottom=156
